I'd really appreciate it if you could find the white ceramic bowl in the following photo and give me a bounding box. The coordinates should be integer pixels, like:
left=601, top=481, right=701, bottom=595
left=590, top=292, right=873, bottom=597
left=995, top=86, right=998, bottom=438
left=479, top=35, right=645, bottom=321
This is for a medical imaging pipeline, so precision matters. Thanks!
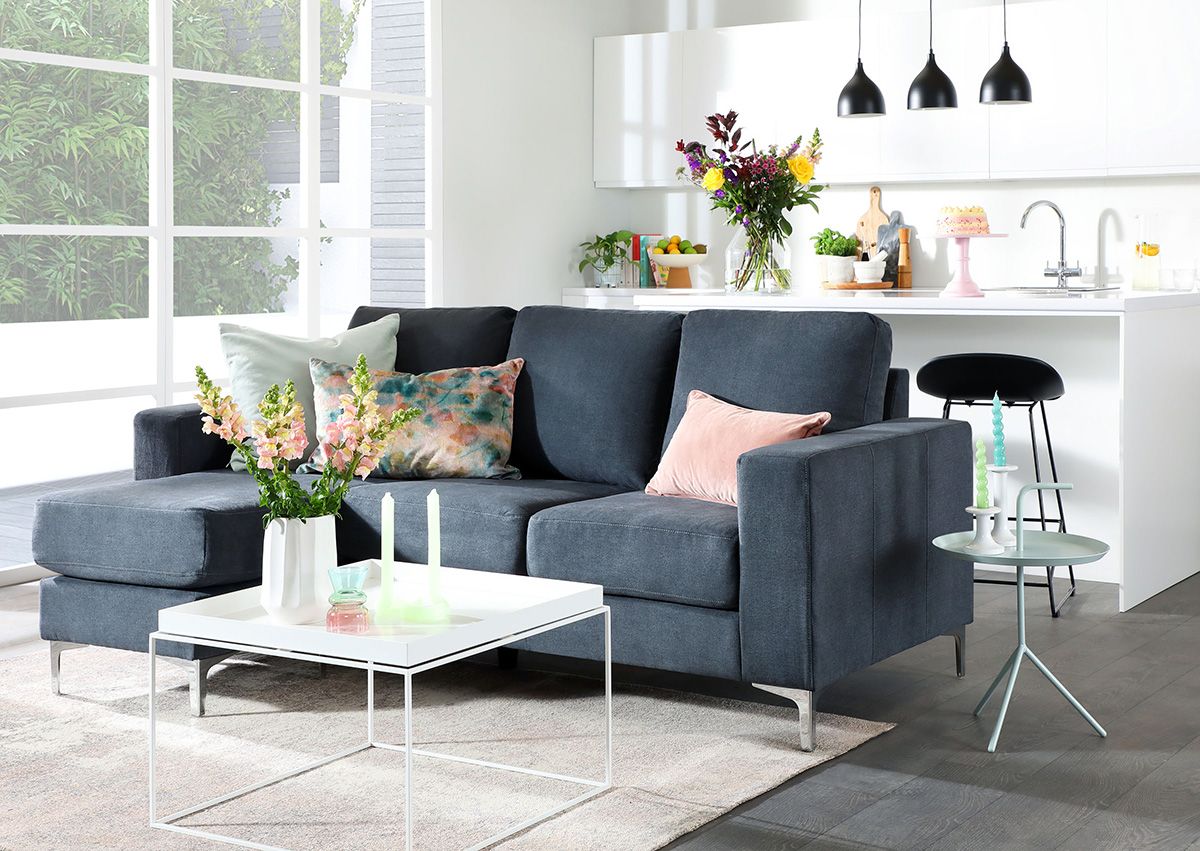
left=649, top=251, right=708, bottom=268
left=854, top=260, right=886, bottom=284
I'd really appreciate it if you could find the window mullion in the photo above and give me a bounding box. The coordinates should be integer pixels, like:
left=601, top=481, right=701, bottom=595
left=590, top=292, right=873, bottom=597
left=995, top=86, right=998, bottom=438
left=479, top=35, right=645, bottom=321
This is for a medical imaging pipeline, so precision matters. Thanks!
left=148, top=0, right=174, bottom=407
left=299, top=0, right=322, bottom=338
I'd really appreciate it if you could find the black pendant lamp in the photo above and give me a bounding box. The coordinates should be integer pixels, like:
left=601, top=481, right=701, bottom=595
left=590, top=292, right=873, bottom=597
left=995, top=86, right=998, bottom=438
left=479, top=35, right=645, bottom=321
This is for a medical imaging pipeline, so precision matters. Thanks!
left=980, top=0, right=1032, bottom=104
left=838, top=0, right=885, bottom=117
left=907, top=0, right=957, bottom=110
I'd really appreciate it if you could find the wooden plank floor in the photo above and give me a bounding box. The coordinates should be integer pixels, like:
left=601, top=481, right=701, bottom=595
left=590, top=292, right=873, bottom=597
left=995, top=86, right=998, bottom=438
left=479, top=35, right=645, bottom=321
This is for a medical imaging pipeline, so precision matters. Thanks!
left=0, top=471, right=131, bottom=568
left=669, top=573, right=1200, bottom=850
left=3, top=498, right=1198, bottom=848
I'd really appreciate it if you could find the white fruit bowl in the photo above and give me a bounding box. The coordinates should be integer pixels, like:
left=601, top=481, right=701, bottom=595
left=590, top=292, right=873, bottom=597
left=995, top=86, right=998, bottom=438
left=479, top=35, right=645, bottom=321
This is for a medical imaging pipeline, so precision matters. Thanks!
left=649, top=252, right=708, bottom=268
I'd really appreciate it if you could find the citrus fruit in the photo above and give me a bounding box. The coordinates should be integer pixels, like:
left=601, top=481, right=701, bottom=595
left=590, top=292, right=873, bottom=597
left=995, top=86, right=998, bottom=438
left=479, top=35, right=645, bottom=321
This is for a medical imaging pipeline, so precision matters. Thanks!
left=669, top=235, right=681, bottom=244
left=656, top=238, right=670, bottom=251
left=652, top=246, right=665, bottom=255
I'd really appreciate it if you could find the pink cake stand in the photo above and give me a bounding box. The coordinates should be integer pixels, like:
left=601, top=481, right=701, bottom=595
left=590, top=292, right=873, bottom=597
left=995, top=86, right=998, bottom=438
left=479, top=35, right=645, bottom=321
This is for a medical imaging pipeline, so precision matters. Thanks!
left=941, top=233, right=1007, bottom=298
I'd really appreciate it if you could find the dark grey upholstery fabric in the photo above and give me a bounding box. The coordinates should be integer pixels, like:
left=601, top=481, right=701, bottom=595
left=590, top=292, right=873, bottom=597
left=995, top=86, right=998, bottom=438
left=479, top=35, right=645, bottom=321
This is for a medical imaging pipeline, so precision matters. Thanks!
left=339, top=478, right=624, bottom=574
left=32, top=472, right=358, bottom=589
left=884, top=368, right=910, bottom=419
left=516, top=594, right=742, bottom=681
left=736, top=417, right=973, bottom=692
left=134, top=404, right=232, bottom=480
left=664, top=310, right=893, bottom=446
left=506, top=306, right=684, bottom=489
left=528, top=491, right=739, bottom=610
left=39, top=575, right=248, bottom=659
left=348, top=305, right=517, bottom=374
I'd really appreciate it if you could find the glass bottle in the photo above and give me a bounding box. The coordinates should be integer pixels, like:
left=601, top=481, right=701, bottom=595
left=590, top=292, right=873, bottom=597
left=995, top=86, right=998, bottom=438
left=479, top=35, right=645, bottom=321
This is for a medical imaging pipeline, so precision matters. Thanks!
left=1133, top=214, right=1160, bottom=291
left=326, top=565, right=370, bottom=634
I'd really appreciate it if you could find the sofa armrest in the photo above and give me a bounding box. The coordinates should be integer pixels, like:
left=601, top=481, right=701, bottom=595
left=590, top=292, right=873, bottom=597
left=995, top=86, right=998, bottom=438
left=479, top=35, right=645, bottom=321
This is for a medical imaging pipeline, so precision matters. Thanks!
left=736, top=418, right=973, bottom=691
left=133, top=404, right=232, bottom=480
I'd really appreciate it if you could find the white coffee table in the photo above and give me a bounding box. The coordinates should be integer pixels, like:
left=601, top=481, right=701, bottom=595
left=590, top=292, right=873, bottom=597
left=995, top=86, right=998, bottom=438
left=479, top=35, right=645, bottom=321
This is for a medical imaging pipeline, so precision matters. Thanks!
left=149, top=560, right=611, bottom=850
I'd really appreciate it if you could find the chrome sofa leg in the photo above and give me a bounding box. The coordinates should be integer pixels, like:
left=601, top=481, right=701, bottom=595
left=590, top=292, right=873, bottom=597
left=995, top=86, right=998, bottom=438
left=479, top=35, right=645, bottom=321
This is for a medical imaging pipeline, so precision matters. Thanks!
left=753, top=683, right=815, bottom=752
left=49, top=641, right=85, bottom=695
left=947, top=625, right=967, bottom=678
left=183, top=654, right=232, bottom=718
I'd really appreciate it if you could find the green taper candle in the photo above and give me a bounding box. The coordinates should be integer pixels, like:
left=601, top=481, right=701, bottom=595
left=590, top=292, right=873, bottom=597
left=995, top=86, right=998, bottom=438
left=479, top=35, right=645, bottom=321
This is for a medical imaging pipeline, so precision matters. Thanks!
left=975, top=439, right=990, bottom=509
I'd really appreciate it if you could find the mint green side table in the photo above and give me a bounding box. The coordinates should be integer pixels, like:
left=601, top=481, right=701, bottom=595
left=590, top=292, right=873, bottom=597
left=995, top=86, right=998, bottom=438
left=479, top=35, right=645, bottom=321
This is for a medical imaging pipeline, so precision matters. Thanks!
left=933, top=482, right=1110, bottom=753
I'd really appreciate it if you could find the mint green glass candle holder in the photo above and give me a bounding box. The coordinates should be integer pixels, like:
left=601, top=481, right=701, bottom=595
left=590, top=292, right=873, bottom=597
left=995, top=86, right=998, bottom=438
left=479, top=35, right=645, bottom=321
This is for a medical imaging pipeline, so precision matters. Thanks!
left=326, top=565, right=371, bottom=633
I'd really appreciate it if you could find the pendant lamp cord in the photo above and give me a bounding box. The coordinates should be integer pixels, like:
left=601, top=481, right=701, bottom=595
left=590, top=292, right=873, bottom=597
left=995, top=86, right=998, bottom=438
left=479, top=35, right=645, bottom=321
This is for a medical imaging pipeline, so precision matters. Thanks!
left=857, top=0, right=863, bottom=60
left=928, top=0, right=934, bottom=51
left=1003, top=0, right=1009, bottom=45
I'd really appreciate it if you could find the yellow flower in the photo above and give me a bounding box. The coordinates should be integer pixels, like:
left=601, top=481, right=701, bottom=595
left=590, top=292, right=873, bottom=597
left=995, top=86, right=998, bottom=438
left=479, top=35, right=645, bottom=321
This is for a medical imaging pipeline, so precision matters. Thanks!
left=788, top=155, right=815, bottom=184
left=701, top=167, right=725, bottom=192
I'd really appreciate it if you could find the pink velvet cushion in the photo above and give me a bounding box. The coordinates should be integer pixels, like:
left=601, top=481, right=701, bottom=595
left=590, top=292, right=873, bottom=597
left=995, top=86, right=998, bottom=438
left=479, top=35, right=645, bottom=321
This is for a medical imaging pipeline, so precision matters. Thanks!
left=646, top=390, right=831, bottom=506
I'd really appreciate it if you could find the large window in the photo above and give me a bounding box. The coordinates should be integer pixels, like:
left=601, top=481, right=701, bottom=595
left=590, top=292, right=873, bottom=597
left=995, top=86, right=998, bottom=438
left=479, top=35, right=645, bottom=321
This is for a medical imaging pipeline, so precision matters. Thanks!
left=0, top=0, right=440, bottom=486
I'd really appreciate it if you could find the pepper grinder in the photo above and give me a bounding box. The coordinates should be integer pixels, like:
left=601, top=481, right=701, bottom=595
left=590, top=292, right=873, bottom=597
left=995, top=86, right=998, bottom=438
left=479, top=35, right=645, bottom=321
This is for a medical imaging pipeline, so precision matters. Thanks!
left=897, top=227, right=912, bottom=289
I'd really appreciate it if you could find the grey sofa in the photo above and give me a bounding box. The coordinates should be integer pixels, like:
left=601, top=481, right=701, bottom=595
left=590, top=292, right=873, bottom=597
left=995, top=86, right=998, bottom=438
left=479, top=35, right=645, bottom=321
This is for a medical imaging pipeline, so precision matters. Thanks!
left=34, top=305, right=972, bottom=749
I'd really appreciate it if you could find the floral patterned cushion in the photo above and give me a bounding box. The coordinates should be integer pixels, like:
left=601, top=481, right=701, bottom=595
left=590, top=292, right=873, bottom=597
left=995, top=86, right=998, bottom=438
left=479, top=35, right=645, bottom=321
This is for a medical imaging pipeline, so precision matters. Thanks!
left=307, top=357, right=524, bottom=480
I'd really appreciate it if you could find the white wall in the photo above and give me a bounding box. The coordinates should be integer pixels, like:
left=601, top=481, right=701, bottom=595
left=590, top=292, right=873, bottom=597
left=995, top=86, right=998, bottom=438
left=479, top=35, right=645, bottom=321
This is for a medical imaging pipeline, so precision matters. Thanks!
left=441, top=0, right=1200, bottom=303
left=440, top=0, right=640, bottom=308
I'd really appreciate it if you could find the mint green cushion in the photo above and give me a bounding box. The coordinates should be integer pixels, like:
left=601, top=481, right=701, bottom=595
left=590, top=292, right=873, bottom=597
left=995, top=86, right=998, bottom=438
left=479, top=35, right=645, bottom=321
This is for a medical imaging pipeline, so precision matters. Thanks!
left=219, top=315, right=399, bottom=468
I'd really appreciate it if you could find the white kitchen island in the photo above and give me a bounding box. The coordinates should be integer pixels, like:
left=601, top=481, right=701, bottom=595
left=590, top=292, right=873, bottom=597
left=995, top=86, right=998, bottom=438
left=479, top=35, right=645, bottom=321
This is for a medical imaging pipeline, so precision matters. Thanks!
left=563, top=286, right=1200, bottom=611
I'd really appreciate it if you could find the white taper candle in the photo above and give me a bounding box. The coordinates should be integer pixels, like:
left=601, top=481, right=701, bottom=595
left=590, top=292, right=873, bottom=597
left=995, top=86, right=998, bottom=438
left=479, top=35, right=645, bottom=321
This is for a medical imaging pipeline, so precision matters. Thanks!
left=427, top=488, right=441, bottom=597
left=380, top=492, right=394, bottom=608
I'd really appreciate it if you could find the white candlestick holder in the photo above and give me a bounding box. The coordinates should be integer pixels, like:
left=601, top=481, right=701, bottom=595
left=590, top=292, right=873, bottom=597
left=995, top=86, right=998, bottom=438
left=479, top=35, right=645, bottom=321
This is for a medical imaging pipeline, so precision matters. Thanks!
left=964, top=506, right=1005, bottom=555
left=987, top=464, right=1019, bottom=547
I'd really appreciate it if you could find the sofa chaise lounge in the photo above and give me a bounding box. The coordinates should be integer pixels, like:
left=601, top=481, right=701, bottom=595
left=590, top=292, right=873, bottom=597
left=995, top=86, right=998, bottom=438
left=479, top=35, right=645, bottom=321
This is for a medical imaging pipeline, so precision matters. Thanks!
left=34, top=305, right=972, bottom=750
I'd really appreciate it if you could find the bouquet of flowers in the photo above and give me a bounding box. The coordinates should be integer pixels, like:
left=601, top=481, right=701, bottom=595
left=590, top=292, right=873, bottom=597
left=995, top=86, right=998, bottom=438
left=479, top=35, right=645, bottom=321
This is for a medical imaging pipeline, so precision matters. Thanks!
left=194, top=354, right=420, bottom=524
left=677, top=110, right=824, bottom=291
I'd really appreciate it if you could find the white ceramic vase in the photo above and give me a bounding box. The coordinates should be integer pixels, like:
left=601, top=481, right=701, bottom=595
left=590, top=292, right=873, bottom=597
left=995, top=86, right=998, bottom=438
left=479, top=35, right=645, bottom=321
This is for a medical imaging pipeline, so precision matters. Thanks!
left=261, top=515, right=337, bottom=624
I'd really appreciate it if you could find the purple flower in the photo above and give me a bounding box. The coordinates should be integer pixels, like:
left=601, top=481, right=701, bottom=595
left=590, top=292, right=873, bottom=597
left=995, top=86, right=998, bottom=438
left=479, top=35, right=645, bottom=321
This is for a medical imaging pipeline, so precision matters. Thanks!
left=718, top=151, right=728, bottom=163
left=715, top=189, right=725, bottom=199
left=723, top=167, right=737, bottom=183
left=742, top=216, right=751, bottom=226
left=735, top=204, right=744, bottom=215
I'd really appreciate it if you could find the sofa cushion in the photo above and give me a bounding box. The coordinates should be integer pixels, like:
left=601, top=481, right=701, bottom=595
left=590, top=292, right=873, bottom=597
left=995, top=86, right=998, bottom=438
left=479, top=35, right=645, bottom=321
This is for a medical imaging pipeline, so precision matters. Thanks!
left=528, top=491, right=740, bottom=610
left=665, top=309, right=892, bottom=446
left=348, top=305, right=517, bottom=374
left=340, top=478, right=624, bottom=574
left=32, top=471, right=356, bottom=589
left=507, top=306, right=684, bottom=490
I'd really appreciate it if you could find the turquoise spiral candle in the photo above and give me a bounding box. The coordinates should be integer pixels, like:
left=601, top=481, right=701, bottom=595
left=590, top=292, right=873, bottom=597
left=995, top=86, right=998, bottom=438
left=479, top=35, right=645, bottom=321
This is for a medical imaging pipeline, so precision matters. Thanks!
left=992, top=391, right=1006, bottom=467
left=975, top=439, right=990, bottom=509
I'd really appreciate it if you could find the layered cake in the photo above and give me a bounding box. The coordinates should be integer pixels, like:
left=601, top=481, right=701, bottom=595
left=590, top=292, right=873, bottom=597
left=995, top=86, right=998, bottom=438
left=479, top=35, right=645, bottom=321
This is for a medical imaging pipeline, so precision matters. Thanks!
left=936, top=205, right=990, bottom=237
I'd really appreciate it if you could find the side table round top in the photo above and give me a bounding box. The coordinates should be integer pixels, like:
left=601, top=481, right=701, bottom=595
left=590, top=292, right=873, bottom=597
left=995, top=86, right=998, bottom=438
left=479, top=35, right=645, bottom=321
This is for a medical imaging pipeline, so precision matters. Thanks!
left=932, top=530, right=1110, bottom=567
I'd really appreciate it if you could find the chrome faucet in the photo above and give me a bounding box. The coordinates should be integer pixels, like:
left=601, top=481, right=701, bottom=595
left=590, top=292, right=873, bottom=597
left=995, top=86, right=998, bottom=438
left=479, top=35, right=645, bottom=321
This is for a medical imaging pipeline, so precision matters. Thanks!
left=1020, top=200, right=1083, bottom=288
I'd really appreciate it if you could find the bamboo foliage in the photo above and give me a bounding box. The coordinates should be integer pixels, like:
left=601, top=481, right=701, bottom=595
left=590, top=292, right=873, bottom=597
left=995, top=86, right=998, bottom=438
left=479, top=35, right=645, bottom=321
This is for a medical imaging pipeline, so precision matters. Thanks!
left=0, top=0, right=362, bottom=323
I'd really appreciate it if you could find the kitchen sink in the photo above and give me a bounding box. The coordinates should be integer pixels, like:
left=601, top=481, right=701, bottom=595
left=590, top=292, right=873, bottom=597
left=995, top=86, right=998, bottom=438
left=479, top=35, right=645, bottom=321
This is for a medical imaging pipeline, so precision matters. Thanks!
left=989, top=285, right=1123, bottom=295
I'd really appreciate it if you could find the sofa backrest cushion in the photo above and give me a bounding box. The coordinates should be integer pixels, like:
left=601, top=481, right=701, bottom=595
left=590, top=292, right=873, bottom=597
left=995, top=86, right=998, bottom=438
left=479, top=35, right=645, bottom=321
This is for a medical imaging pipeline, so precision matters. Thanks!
left=348, top=306, right=517, bottom=374
left=664, top=310, right=893, bottom=447
left=507, top=306, right=684, bottom=490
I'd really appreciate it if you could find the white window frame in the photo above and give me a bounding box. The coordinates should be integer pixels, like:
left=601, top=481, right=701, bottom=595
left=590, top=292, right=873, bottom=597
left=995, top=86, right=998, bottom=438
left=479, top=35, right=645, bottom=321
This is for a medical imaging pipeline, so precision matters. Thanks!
left=0, top=0, right=442, bottom=412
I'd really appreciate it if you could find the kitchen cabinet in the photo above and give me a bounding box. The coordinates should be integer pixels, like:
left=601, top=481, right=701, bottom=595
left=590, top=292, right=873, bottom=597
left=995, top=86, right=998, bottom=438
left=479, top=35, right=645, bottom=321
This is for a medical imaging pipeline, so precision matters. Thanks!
left=874, top=5, right=991, bottom=181
left=1107, top=0, right=1200, bottom=175
left=989, top=0, right=1108, bottom=177
left=593, top=31, right=684, bottom=188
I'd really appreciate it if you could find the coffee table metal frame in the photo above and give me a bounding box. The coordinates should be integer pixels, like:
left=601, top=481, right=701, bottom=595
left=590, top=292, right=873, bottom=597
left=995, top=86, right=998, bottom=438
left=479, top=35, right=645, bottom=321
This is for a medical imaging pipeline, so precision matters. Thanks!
left=149, top=604, right=612, bottom=851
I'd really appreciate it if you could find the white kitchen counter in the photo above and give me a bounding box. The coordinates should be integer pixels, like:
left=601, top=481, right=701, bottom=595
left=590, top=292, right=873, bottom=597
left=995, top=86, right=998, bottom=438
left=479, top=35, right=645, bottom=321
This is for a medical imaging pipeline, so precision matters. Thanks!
left=563, top=286, right=1200, bottom=315
left=562, top=285, right=1200, bottom=612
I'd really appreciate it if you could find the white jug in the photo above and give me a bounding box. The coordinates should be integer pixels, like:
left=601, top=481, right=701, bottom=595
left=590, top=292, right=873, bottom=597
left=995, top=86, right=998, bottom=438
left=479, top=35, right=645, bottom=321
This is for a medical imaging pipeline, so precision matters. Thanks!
left=260, top=515, right=337, bottom=624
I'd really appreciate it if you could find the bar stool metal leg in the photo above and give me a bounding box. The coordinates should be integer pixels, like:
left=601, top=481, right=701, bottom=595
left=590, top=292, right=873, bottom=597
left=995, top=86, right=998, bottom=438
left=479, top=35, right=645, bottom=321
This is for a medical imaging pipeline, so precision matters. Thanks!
left=1031, top=401, right=1076, bottom=617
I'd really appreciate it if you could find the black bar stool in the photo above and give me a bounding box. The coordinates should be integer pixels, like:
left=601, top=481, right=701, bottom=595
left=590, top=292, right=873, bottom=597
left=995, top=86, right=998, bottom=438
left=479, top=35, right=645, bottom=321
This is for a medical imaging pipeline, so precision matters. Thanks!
left=917, top=353, right=1076, bottom=616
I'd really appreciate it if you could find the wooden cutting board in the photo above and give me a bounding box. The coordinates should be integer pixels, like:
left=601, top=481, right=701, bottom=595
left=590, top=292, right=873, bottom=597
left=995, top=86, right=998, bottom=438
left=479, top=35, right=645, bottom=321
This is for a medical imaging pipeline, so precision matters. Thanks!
left=855, top=186, right=888, bottom=259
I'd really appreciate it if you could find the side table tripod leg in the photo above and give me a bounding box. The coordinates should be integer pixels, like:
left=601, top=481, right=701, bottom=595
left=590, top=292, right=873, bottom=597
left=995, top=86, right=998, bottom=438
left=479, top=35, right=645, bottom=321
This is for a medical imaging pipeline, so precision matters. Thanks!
left=974, top=646, right=1021, bottom=717
left=1025, top=648, right=1107, bottom=737
left=987, top=652, right=1023, bottom=753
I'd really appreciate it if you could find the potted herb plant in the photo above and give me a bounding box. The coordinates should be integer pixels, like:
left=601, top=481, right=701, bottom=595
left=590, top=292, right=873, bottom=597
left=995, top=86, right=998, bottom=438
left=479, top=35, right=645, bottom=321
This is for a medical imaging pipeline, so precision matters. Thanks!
left=811, top=227, right=860, bottom=285
left=579, top=230, right=634, bottom=288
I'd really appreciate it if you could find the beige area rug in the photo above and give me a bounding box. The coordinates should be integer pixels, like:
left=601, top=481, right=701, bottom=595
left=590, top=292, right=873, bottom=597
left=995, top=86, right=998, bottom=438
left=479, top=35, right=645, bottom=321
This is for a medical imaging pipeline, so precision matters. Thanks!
left=0, top=647, right=890, bottom=850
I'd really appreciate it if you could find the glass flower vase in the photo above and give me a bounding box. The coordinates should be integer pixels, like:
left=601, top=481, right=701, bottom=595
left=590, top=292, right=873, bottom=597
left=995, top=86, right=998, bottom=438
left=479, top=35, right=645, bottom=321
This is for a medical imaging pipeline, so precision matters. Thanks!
left=725, top=227, right=791, bottom=293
